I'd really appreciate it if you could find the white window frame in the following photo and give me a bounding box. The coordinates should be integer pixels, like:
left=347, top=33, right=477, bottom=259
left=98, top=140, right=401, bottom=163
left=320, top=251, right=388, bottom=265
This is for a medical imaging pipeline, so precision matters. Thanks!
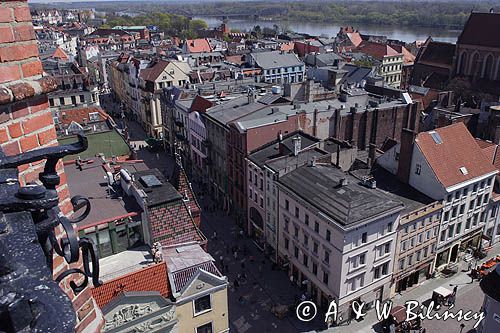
left=193, top=294, right=212, bottom=317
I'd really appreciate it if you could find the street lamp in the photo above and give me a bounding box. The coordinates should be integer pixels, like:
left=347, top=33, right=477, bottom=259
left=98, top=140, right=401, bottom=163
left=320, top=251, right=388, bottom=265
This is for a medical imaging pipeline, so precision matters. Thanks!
left=459, top=323, right=465, bottom=333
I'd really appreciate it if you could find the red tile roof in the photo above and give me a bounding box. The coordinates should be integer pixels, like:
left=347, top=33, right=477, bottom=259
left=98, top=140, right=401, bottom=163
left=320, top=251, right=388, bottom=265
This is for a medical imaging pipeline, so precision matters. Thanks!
left=185, top=38, right=213, bottom=53
left=346, top=32, right=362, bottom=47
left=91, top=262, right=169, bottom=308
left=415, top=123, right=498, bottom=188
left=357, top=41, right=401, bottom=60
left=59, top=106, right=109, bottom=126
left=148, top=199, right=205, bottom=247
left=52, top=47, right=69, bottom=61
left=171, top=160, right=202, bottom=226
left=139, top=60, right=170, bottom=82
left=475, top=138, right=498, bottom=164
left=190, top=95, right=214, bottom=113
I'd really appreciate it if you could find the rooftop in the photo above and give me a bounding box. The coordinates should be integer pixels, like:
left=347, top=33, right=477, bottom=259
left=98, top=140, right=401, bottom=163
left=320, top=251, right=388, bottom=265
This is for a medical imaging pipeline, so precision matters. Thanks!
left=99, top=246, right=154, bottom=282
left=131, top=168, right=182, bottom=207
left=415, top=123, right=498, bottom=188
left=250, top=51, right=303, bottom=69
left=458, top=12, right=500, bottom=48
left=163, top=244, right=221, bottom=293
left=248, top=131, right=320, bottom=167
left=279, top=164, right=404, bottom=227
left=65, top=162, right=144, bottom=228
left=91, top=262, right=169, bottom=309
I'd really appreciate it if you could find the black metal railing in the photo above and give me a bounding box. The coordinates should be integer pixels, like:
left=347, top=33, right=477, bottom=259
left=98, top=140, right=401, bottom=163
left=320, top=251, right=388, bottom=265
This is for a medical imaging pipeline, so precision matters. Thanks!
left=0, top=134, right=101, bottom=332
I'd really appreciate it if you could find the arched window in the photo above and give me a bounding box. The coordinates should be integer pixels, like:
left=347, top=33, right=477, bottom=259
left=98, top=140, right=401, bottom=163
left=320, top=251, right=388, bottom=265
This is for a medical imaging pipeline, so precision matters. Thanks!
left=469, top=52, right=480, bottom=76
left=482, top=54, right=494, bottom=79
left=458, top=51, right=468, bottom=75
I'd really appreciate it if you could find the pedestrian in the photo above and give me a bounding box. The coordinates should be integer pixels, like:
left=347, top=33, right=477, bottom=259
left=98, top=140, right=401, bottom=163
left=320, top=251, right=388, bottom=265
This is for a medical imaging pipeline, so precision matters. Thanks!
left=219, top=255, right=224, bottom=265
left=453, top=285, right=458, bottom=295
left=471, top=269, right=476, bottom=283
left=468, top=261, right=473, bottom=271
left=240, top=230, right=244, bottom=238
left=233, top=251, right=238, bottom=260
left=290, top=275, right=294, bottom=286
left=212, top=231, right=217, bottom=240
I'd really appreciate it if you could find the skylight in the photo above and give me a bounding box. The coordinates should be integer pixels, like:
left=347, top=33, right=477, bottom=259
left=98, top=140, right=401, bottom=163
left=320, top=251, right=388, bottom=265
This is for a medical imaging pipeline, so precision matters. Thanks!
left=429, top=131, right=443, bottom=144
left=459, top=167, right=468, bottom=175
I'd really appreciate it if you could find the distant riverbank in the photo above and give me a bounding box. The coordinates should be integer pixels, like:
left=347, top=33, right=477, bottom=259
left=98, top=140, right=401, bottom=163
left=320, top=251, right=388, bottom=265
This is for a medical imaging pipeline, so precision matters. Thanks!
left=196, top=17, right=461, bottom=44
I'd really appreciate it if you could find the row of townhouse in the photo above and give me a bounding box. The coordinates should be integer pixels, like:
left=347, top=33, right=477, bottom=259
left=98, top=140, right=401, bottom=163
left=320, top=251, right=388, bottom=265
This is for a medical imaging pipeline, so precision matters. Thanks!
left=240, top=122, right=500, bottom=324
left=107, top=54, right=191, bottom=138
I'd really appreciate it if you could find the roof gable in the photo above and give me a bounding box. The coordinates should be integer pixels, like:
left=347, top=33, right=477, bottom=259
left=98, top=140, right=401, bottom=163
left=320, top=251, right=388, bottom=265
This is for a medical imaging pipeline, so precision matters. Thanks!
left=415, top=123, right=498, bottom=188
left=458, top=12, right=500, bottom=48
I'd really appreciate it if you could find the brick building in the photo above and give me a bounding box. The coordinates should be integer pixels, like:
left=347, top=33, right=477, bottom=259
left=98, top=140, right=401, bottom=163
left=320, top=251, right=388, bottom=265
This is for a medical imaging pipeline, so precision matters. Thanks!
left=0, top=0, right=103, bottom=331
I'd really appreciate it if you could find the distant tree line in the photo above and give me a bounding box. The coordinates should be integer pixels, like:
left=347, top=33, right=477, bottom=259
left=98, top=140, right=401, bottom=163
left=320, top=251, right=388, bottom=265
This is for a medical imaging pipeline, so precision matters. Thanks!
left=102, top=13, right=208, bottom=39
left=152, top=1, right=500, bottom=29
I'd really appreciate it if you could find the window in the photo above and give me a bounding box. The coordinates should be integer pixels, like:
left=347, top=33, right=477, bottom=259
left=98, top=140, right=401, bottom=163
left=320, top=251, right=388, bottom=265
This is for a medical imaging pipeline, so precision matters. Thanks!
left=416, top=250, right=421, bottom=261
left=196, top=322, right=213, bottom=333
left=401, top=240, right=407, bottom=251
left=408, top=254, right=413, bottom=265
left=456, top=222, right=462, bottom=235
left=305, top=214, right=309, bottom=226
left=324, top=251, right=329, bottom=264
left=79, top=95, right=85, bottom=103
left=459, top=204, right=465, bottom=215
left=374, top=266, right=381, bottom=279
left=473, top=184, right=478, bottom=192
left=295, top=207, right=299, bottom=218
left=294, top=226, right=299, bottom=238
left=194, top=295, right=211, bottom=315
left=447, top=225, right=454, bottom=238
left=285, top=200, right=289, bottom=210
left=463, top=187, right=468, bottom=196
left=313, top=242, right=318, bottom=254
left=314, top=222, right=319, bottom=233
left=452, top=207, right=458, bottom=218
left=326, top=230, right=331, bottom=242
left=455, top=191, right=460, bottom=199
left=384, top=242, right=391, bottom=254
left=359, top=253, right=366, bottom=265
left=399, top=259, right=405, bottom=270
left=444, top=211, right=450, bottom=221
left=59, top=97, right=65, bottom=105
left=387, top=222, right=393, bottom=233
left=423, top=246, right=428, bottom=257
left=323, top=272, right=329, bottom=285
left=284, top=237, right=289, bottom=250
left=294, top=246, right=299, bottom=259
left=312, top=263, right=318, bottom=275
left=361, top=232, right=367, bottom=244
left=415, top=164, right=422, bottom=175
left=303, top=254, right=308, bottom=267
left=440, top=230, right=446, bottom=242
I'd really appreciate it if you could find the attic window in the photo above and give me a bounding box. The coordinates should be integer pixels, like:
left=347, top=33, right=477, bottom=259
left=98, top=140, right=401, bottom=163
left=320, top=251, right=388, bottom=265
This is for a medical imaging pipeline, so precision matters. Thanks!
left=459, top=167, right=468, bottom=175
left=429, top=131, right=443, bottom=144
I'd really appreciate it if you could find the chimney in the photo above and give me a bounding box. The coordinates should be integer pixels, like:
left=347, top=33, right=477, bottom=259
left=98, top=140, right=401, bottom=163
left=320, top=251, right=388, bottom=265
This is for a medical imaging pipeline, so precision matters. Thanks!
left=397, top=128, right=417, bottom=184
left=309, top=156, right=317, bottom=167
left=0, top=1, right=103, bottom=331
left=292, top=135, right=301, bottom=156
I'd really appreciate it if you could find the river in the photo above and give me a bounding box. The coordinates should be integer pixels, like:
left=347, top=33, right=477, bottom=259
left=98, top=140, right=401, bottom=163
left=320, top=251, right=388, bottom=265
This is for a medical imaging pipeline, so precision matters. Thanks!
left=196, top=17, right=460, bottom=44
